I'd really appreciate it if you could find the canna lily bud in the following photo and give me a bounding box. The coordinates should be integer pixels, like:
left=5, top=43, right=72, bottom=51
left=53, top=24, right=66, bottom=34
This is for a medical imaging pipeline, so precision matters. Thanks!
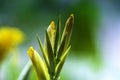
left=57, top=14, right=74, bottom=62
left=47, top=21, right=56, bottom=48
left=27, top=46, right=50, bottom=80
left=61, top=14, right=74, bottom=49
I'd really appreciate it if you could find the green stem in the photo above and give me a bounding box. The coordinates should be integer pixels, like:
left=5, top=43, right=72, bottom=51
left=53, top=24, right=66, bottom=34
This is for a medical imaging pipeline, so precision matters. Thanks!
left=18, top=61, right=32, bottom=80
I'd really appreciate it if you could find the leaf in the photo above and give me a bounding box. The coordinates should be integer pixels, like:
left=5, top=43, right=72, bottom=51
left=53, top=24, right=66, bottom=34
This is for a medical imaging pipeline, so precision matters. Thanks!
left=45, top=30, right=55, bottom=75
left=36, top=34, right=50, bottom=72
left=55, top=46, right=71, bottom=80
left=57, top=33, right=67, bottom=63
left=54, top=17, right=60, bottom=57
left=27, top=47, right=50, bottom=80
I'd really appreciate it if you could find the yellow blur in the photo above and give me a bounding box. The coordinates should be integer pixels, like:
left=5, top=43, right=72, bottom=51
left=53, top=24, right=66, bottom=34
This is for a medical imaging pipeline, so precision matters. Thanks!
left=0, top=27, right=25, bottom=62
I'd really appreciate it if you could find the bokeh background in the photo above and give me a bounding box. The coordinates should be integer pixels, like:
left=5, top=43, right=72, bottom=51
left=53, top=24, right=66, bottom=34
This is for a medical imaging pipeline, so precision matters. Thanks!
left=0, top=0, right=120, bottom=80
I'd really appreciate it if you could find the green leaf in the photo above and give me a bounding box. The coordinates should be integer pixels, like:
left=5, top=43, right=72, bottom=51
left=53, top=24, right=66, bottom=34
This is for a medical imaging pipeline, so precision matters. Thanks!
left=45, top=30, right=55, bottom=76
left=55, top=46, right=71, bottom=80
left=54, top=17, right=60, bottom=57
left=36, top=34, right=50, bottom=73
left=57, top=33, right=67, bottom=64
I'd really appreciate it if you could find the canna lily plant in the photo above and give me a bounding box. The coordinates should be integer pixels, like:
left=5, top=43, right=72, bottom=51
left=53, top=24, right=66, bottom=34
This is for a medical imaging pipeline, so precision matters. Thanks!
left=27, top=14, right=74, bottom=80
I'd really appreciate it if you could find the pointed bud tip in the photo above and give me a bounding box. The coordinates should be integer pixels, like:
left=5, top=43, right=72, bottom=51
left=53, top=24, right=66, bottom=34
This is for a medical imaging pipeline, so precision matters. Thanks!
left=50, top=21, right=55, bottom=29
left=47, top=21, right=55, bottom=32
left=27, top=46, right=34, bottom=58
left=67, top=14, right=74, bottom=23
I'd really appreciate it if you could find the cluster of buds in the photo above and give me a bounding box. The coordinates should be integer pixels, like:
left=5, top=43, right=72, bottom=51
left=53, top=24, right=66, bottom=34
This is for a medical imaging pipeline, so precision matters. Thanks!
left=27, top=14, right=74, bottom=80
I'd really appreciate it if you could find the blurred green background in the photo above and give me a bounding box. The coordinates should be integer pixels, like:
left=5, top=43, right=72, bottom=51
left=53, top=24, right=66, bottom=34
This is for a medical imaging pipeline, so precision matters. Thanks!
left=0, top=0, right=120, bottom=80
